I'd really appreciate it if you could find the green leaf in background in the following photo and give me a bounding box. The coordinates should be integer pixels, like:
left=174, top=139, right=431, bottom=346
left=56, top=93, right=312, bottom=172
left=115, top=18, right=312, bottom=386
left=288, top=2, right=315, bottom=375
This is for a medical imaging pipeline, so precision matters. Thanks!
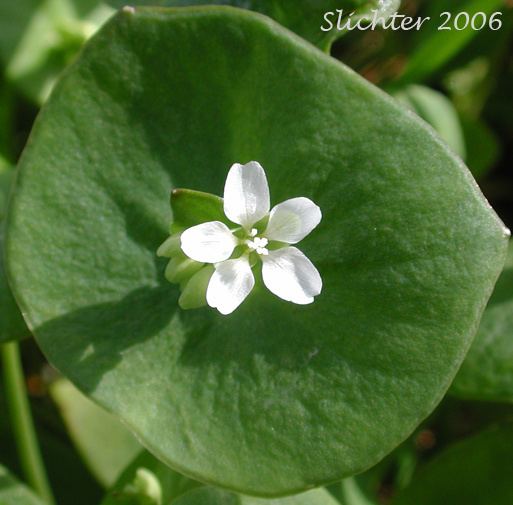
left=394, top=84, right=466, bottom=160
left=0, top=166, right=29, bottom=343
left=172, top=487, right=341, bottom=505
left=333, top=478, right=377, bottom=505
left=0, top=0, right=114, bottom=103
left=398, top=0, right=506, bottom=84
left=0, top=162, right=12, bottom=220
left=0, top=80, right=14, bottom=160
left=106, top=0, right=401, bottom=51
left=328, top=447, right=404, bottom=505
left=460, top=116, right=500, bottom=179
left=49, top=378, right=141, bottom=487
left=0, top=366, right=104, bottom=505
left=0, top=464, right=45, bottom=505
left=392, top=423, right=513, bottom=505
left=451, top=243, right=513, bottom=402
left=5, top=6, right=508, bottom=496
left=101, top=451, right=201, bottom=505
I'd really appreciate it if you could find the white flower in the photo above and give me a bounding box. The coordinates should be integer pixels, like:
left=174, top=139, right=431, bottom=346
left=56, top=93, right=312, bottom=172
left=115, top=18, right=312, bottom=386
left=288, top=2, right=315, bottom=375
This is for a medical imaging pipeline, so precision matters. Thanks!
left=180, top=161, right=322, bottom=315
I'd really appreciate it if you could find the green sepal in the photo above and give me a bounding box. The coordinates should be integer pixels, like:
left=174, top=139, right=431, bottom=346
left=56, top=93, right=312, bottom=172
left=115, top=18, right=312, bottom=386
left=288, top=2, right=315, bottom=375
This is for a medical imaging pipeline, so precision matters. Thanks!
left=251, top=215, right=269, bottom=234
left=179, top=265, right=215, bottom=310
left=165, top=256, right=204, bottom=284
left=156, top=234, right=181, bottom=258
left=267, top=241, right=289, bottom=251
left=170, top=188, right=230, bottom=232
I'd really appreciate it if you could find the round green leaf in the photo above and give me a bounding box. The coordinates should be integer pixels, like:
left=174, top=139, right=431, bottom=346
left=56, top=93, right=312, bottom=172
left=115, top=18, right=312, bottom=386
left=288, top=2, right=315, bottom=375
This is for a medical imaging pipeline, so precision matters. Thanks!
left=392, top=423, right=513, bottom=505
left=452, top=243, right=513, bottom=402
left=5, top=6, right=508, bottom=496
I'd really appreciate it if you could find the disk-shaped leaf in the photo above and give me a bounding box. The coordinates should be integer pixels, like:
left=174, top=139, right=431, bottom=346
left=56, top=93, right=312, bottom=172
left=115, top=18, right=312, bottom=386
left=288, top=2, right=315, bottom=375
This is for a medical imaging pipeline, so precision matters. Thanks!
left=0, top=465, right=45, bottom=505
left=392, top=423, right=513, bottom=505
left=452, top=244, right=513, bottom=402
left=5, top=6, right=508, bottom=496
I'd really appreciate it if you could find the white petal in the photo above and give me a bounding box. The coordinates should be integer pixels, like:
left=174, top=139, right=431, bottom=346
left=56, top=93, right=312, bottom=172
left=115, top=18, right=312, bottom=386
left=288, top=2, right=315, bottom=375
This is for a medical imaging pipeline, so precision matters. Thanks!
left=206, top=257, right=255, bottom=315
left=265, top=197, right=322, bottom=244
left=262, top=247, right=322, bottom=305
left=180, top=221, right=237, bottom=263
left=223, top=161, right=270, bottom=228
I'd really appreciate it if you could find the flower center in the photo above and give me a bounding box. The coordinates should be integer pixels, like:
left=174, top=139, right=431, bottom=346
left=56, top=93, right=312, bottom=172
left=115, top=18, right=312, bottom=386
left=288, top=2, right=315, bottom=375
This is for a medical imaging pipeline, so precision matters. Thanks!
left=246, top=228, right=269, bottom=256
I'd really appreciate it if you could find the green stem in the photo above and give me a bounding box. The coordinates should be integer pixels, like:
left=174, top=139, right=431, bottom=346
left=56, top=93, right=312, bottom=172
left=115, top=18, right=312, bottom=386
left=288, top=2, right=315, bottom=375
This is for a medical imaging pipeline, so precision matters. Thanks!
left=1, top=341, right=55, bottom=504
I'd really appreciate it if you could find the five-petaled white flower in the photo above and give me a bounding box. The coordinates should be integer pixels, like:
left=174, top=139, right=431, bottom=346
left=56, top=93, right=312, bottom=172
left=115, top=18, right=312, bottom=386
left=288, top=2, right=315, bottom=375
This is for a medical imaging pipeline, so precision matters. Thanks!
left=180, top=161, right=323, bottom=315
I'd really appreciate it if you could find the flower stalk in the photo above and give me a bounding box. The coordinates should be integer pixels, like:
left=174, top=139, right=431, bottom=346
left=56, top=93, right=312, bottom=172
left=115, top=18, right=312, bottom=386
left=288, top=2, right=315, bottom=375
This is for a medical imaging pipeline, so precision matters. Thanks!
left=1, top=341, right=55, bottom=505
